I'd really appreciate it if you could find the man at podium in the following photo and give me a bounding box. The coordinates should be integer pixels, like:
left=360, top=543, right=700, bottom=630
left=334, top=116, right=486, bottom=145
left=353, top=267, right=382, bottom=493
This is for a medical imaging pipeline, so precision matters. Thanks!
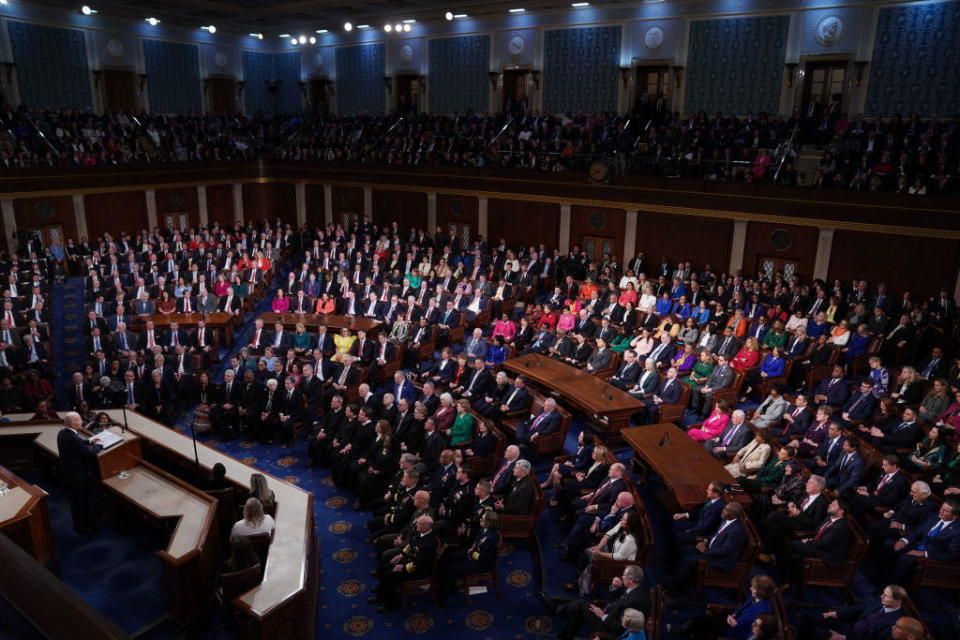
left=57, top=412, right=102, bottom=534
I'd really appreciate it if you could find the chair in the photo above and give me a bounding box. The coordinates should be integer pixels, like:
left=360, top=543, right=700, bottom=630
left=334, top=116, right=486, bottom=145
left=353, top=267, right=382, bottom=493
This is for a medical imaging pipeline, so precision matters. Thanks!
left=215, top=563, right=262, bottom=606
left=461, top=536, right=502, bottom=601
left=500, top=392, right=570, bottom=458
left=399, top=542, right=443, bottom=609
left=205, top=486, right=236, bottom=544
left=245, top=532, right=271, bottom=578
left=912, top=555, right=960, bottom=592
left=711, top=370, right=746, bottom=411
left=380, top=340, right=406, bottom=383
left=499, top=477, right=544, bottom=541
left=800, top=516, right=868, bottom=599
left=467, top=423, right=505, bottom=479
left=589, top=505, right=655, bottom=590
left=695, top=516, right=761, bottom=597
left=773, top=585, right=793, bottom=640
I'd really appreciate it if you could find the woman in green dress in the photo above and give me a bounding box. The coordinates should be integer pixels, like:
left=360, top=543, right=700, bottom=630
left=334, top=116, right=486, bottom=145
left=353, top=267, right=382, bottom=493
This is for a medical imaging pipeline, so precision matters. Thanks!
left=904, top=425, right=948, bottom=474
left=450, top=398, right=475, bottom=447
left=739, top=445, right=795, bottom=495
left=683, top=349, right=715, bottom=387
left=761, top=320, right=788, bottom=351
left=609, top=327, right=635, bottom=355
left=292, top=322, right=313, bottom=355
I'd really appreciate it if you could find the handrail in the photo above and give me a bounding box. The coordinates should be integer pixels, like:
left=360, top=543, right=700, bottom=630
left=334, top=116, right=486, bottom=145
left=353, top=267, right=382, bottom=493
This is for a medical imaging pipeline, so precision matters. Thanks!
left=773, top=121, right=801, bottom=183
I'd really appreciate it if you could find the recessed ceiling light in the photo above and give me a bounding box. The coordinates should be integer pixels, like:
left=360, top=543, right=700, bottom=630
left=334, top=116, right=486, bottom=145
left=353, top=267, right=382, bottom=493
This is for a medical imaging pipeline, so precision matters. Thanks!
left=402, top=19, right=416, bottom=23
left=572, top=2, right=590, bottom=6
left=453, top=13, right=467, bottom=18
left=357, top=24, right=370, bottom=29
left=309, top=36, right=316, bottom=44
left=202, top=25, right=216, bottom=33
left=444, top=11, right=453, bottom=20
left=250, top=32, right=263, bottom=39
left=403, top=23, right=411, bottom=31
left=384, top=24, right=392, bottom=32
left=509, top=7, right=526, bottom=12
left=80, top=5, right=97, bottom=15
left=343, top=22, right=353, bottom=31
left=394, top=23, right=402, bottom=31
left=298, top=35, right=307, bottom=44
left=279, top=33, right=291, bottom=38
left=145, top=16, right=160, bottom=25
left=316, top=29, right=328, bottom=33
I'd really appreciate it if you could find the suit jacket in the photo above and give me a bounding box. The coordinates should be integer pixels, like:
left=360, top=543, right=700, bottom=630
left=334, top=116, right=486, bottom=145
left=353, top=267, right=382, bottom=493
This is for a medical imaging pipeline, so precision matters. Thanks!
left=610, top=361, right=641, bottom=386
left=656, top=378, right=682, bottom=404
left=677, top=497, right=725, bottom=538
left=647, top=342, right=676, bottom=366
left=903, top=516, right=960, bottom=561
left=502, top=475, right=534, bottom=514
left=868, top=472, right=910, bottom=507
left=842, top=391, right=878, bottom=421
left=796, top=516, right=851, bottom=567
left=792, top=493, right=829, bottom=532
left=601, top=586, right=652, bottom=634
left=836, top=601, right=901, bottom=640
left=874, top=421, right=920, bottom=453
left=57, top=427, right=100, bottom=487
left=751, top=395, right=791, bottom=427
left=715, top=337, right=741, bottom=360
left=701, top=519, right=747, bottom=572
left=712, top=421, right=752, bottom=452
left=350, top=338, right=375, bottom=364
left=633, top=370, right=660, bottom=396
left=585, top=347, right=610, bottom=371
left=524, top=408, right=562, bottom=436
left=816, top=376, right=850, bottom=407
left=825, top=452, right=865, bottom=493
left=706, top=364, right=735, bottom=390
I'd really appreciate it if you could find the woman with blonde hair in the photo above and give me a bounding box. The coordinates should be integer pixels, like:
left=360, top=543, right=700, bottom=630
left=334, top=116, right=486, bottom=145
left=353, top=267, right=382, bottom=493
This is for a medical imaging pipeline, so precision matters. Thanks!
left=230, top=497, right=275, bottom=537
left=246, top=473, right=275, bottom=511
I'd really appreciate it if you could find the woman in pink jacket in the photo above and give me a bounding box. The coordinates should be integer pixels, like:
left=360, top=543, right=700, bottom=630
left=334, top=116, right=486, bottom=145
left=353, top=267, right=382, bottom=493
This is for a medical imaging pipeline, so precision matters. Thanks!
left=687, top=399, right=732, bottom=442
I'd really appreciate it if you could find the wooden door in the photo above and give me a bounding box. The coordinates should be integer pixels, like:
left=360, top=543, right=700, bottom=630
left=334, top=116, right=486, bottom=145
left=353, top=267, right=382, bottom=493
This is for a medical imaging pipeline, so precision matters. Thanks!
left=634, top=66, right=669, bottom=118
left=758, top=256, right=800, bottom=283
left=502, top=70, right=527, bottom=115
left=802, top=61, right=847, bottom=115
left=396, top=74, right=419, bottom=114
left=310, top=79, right=330, bottom=116
left=210, top=78, right=236, bottom=113
left=448, top=223, right=472, bottom=251
left=102, top=69, right=135, bottom=112
left=582, top=235, right=614, bottom=265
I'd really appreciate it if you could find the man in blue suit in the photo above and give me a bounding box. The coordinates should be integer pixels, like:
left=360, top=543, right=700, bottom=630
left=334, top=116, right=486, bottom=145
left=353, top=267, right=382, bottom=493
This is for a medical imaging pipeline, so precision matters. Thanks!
left=643, top=366, right=682, bottom=424
left=824, top=437, right=865, bottom=493
left=667, top=502, right=746, bottom=591
left=887, top=498, right=960, bottom=586
left=672, top=481, right=726, bottom=546
left=57, top=411, right=103, bottom=534
left=515, top=397, right=562, bottom=458
left=391, top=371, right=418, bottom=404
left=813, top=365, right=850, bottom=408
left=802, top=584, right=909, bottom=640
left=783, top=330, right=809, bottom=360
left=841, top=380, right=878, bottom=424
left=845, top=454, right=910, bottom=518
left=462, top=328, right=488, bottom=361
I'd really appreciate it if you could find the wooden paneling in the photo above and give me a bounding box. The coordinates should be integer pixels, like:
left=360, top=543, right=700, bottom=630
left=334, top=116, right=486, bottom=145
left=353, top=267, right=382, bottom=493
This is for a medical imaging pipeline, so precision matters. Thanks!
left=305, top=185, right=326, bottom=228
left=84, top=191, right=148, bottom=240
left=570, top=205, right=623, bottom=260
left=489, top=199, right=561, bottom=250
left=371, top=190, right=427, bottom=233
left=205, top=185, right=233, bottom=227
left=829, top=231, right=960, bottom=299
left=331, top=186, right=363, bottom=227
left=13, top=196, right=78, bottom=241
left=436, top=194, right=478, bottom=230
left=243, top=183, right=296, bottom=224
left=636, top=212, right=733, bottom=274
left=155, top=188, right=199, bottom=230
left=742, top=222, right=819, bottom=281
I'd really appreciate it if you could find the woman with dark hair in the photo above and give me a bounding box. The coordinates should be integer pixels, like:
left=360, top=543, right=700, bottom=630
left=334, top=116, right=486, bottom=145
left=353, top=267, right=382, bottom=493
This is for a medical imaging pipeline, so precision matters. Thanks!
left=674, top=574, right=776, bottom=640
left=191, top=371, right=220, bottom=434
left=740, top=445, right=795, bottom=496
left=542, top=430, right=595, bottom=492
left=354, top=433, right=399, bottom=510
left=751, top=458, right=806, bottom=521
left=904, top=425, right=947, bottom=475
left=575, top=510, right=645, bottom=595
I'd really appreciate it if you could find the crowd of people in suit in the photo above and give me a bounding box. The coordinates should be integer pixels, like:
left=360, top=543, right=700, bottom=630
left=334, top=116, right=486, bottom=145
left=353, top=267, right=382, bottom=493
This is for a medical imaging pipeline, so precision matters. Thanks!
left=58, top=214, right=960, bottom=638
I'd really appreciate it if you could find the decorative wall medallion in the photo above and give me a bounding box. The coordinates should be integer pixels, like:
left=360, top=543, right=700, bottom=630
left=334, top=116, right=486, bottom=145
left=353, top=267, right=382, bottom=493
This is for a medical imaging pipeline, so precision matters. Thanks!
left=34, top=201, right=53, bottom=218
left=589, top=211, right=607, bottom=230
left=214, top=50, right=228, bottom=68
left=399, top=44, right=413, bottom=62
left=643, top=26, right=665, bottom=50
left=770, top=229, right=793, bottom=251
left=314, top=52, right=325, bottom=68
left=508, top=35, right=525, bottom=56
left=106, top=38, right=125, bottom=58
left=814, top=15, right=845, bottom=46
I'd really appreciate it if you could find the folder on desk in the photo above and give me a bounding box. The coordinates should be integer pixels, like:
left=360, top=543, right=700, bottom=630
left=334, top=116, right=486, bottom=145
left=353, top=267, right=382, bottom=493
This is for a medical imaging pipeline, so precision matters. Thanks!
left=89, top=430, right=123, bottom=450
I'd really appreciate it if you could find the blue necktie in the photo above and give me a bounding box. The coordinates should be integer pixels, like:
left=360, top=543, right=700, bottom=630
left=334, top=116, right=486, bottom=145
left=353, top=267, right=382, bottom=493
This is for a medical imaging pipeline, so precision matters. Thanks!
left=918, top=521, right=945, bottom=551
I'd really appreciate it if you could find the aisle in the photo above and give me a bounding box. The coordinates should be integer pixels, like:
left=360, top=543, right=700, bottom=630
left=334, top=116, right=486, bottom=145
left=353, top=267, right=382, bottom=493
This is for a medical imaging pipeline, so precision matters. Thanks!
left=52, top=277, right=88, bottom=410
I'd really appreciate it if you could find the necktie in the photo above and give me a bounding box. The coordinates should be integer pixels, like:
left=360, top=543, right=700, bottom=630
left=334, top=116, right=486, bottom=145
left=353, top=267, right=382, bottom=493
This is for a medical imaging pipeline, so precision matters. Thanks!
left=814, top=519, right=834, bottom=540
left=709, top=521, right=730, bottom=547
left=184, top=298, right=190, bottom=312
left=173, top=332, right=179, bottom=346
left=76, top=385, right=83, bottom=403
left=127, top=384, right=134, bottom=404
left=722, top=424, right=739, bottom=446
left=875, top=474, right=892, bottom=495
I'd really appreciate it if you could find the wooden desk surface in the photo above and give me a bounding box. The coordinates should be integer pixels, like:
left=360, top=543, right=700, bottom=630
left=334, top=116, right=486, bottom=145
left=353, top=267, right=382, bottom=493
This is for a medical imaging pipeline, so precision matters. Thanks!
left=109, top=410, right=312, bottom=618
left=0, top=465, right=45, bottom=522
left=0, top=424, right=139, bottom=460
left=103, top=466, right=211, bottom=560
left=502, top=353, right=645, bottom=416
left=621, top=424, right=748, bottom=510
left=131, top=312, right=235, bottom=329
left=259, top=312, right=382, bottom=335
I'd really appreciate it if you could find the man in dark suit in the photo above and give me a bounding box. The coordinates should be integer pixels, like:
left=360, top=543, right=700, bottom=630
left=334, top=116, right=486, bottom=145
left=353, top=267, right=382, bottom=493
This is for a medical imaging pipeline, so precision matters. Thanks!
left=57, top=412, right=103, bottom=534
left=703, top=409, right=752, bottom=459
left=553, top=564, right=650, bottom=640
left=68, top=371, right=94, bottom=410
left=866, top=408, right=921, bottom=454
left=846, top=454, right=910, bottom=517
left=715, top=327, right=741, bottom=360
left=322, top=355, right=360, bottom=408
left=759, top=474, right=829, bottom=561
left=476, top=374, right=529, bottom=420
left=887, top=498, right=960, bottom=586
left=607, top=350, right=641, bottom=390
left=267, top=322, right=291, bottom=353
left=307, top=394, right=345, bottom=466
left=690, top=354, right=734, bottom=418
left=866, top=480, right=939, bottom=541
left=824, top=437, right=865, bottom=493
left=642, top=366, right=682, bottom=424
left=522, top=326, right=555, bottom=355
left=916, top=346, right=947, bottom=380
left=349, top=330, right=375, bottom=367
left=457, top=357, right=492, bottom=401
left=813, top=365, right=851, bottom=408
left=276, top=376, right=304, bottom=445
left=645, top=334, right=676, bottom=367
left=667, top=503, right=747, bottom=590
left=801, top=584, right=909, bottom=640
left=435, top=510, right=499, bottom=604
left=367, top=333, right=397, bottom=385
left=496, top=461, right=534, bottom=515
left=672, top=481, right=726, bottom=546
left=781, top=394, right=816, bottom=446
left=489, top=445, right=521, bottom=495
left=840, top=380, right=878, bottom=424
left=784, top=498, right=852, bottom=577
left=369, top=514, right=438, bottom=612
left=515, top=397, right=562, bottom=458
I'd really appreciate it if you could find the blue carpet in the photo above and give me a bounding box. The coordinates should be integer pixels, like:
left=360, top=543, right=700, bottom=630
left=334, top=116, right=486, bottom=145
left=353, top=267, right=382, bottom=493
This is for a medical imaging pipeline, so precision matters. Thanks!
left=53, top=278, right=88, bottom=407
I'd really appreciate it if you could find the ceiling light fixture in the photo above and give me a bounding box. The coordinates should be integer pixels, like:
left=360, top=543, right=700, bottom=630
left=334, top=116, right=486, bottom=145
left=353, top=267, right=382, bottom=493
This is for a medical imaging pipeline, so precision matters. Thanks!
left=572, top=2, right=590, bottom=6
left=145, top=17, right=160, bottom=25
left=343, top=22, right=353, bottom=31
left=384, top=24, right=393, bottom=32
left=250, top=32, right=264, bottom=39
left=201, top=25, right=216, bottom=33
left=403, top=23, right=411, bottom=31
left=80, top=5, right=97, bottom=15
left=279, top=33, right=291, bottom=38
left=357, top=24, right=370, bottom=29
left=453, top=13, right=467, bottom=18
left=309, top=36, right=316, bottom=44
left=394, top=23, right=403, bottom=31
left=509, top=7, right=526, bottom=13
left=402, top=19, right=416, bottom=23
left=444, top=11, right=453, bottom=20
left=316, top=29, right=328, bottom=33
left=298, top=35, right=307, bottom=44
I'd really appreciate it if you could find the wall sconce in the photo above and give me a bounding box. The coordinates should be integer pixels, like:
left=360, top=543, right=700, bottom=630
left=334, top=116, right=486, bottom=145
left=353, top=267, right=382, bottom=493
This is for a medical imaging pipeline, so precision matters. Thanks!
left=92, top=69, right=102, bottom=90
left=383, top=76, right=393, bottom=93
left=237, top=81, right=245, bottom=97
left=619, top=67, right=631, bottom=89
left=529, top=69, right=541, bottom=90
left=671, top=65, right=683, bottom=88
left=785, top=62, right=798, bottom=88
left=1, top=62, right=14, bottom=86
left=854, top=61, right=868, bottom=87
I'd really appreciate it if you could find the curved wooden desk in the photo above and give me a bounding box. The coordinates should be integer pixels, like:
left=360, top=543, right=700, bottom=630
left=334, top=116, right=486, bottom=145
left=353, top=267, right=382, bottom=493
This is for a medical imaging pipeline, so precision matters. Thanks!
left=0, top=464, right=54, bottom=564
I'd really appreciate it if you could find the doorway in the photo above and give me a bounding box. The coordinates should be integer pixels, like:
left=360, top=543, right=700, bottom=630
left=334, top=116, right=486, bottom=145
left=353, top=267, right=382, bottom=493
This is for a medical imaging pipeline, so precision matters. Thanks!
left=502, top=70, right=528, bottom=116
left=39, top=224, right=64, bottom=250
left=448, top=223, right=472, bottom=251
left=634, top=66, right=669, bottom=122
left=209, top=77, right=236, bottom=113
left=102, top=69, right=135, bottom=112
left=757, top=256, right=801, bottom=283
left=802, top=60, right=848, bottom=116
left=309, top=79, right=331, bottom=117
left=395, top=74, right=420, bottom=115
left=582, top=235, right=615, bottom=265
